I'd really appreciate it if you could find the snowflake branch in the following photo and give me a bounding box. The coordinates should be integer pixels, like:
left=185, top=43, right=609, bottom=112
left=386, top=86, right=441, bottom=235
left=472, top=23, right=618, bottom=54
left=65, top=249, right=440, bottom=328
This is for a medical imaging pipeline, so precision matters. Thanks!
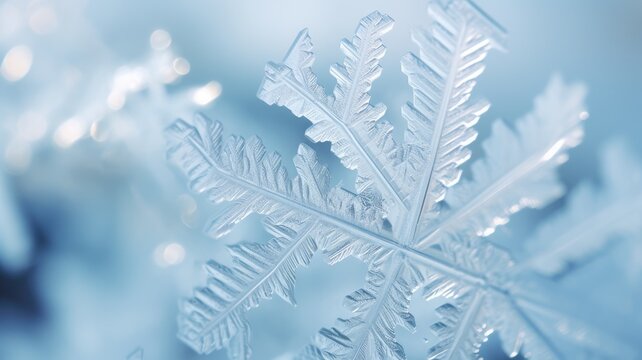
left=402, top=0, right=504, bottom=243
left=416, top=76, right=587, bottom=249
left=259, top=12, right=408, bottom=212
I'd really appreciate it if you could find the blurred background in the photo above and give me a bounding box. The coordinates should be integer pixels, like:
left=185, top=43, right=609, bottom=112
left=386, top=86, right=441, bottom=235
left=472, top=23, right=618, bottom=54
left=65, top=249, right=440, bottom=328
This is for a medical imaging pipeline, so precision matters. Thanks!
left=0, top=0, right=641, bottom=359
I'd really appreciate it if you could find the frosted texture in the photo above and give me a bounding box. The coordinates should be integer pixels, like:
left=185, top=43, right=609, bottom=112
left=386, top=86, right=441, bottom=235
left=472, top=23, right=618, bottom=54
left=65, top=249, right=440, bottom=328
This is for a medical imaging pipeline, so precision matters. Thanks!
left=167, top=0, right=636, bottom=359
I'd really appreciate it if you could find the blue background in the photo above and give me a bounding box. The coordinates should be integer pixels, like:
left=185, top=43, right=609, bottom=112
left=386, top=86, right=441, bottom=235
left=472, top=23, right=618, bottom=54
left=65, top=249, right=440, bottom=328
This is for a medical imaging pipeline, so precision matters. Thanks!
left=1, top=0, right=640, bottom=359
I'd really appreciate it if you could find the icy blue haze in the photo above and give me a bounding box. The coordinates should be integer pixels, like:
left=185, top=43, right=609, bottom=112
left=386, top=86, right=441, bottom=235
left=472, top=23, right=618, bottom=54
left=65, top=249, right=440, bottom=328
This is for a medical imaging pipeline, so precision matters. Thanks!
left=0, top=0, right=641, bottom=359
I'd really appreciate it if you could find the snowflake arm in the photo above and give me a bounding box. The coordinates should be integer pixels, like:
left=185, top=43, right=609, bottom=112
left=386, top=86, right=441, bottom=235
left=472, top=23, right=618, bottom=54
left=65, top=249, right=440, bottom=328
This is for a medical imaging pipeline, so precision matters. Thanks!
left=490, top=294, right=560, bottom=359
left=422, top=272, right=613, bottom=359
left=418, top=221, right=632, bottom=359
left=401, top=0, right=505, bottom=239
left=502, top=292, right=635, bottom=359
left=417, top=76, right=587, bottom=249
left=420, top=246, right=561, bottom=360
left=259, top=12, right=408, bottom=211
left=178, top=219, right=317, bottom=356
left=425, top=276, right=489, bottom=360
left=524, top=141, right=642, bottom=276
left=301, top=256, right=420, bottom=360
left=166, top=114, right=384, bottom=239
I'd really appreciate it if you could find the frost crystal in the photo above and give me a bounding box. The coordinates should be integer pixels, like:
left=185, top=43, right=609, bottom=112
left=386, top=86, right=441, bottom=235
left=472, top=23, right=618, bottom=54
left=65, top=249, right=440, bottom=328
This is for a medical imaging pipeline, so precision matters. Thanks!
left=168, top=1, right=635, bottom=359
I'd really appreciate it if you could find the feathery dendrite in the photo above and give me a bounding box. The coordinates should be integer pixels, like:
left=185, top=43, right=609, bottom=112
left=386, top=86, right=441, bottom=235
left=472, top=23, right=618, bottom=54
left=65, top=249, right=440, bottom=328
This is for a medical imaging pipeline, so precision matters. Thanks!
left=524, top=142, right=642, bottom=278
left=168, top=1, right=635, bottom=359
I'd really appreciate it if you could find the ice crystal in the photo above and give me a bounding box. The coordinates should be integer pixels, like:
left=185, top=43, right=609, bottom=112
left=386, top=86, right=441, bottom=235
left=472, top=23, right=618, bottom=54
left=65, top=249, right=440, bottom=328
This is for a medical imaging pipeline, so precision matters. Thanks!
left=168, top=1, right=635, bottom=359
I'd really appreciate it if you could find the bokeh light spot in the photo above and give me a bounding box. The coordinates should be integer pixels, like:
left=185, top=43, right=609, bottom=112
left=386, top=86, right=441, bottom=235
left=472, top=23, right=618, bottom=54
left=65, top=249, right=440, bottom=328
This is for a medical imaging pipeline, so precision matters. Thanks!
left=1, top=45, right=33, bottom=82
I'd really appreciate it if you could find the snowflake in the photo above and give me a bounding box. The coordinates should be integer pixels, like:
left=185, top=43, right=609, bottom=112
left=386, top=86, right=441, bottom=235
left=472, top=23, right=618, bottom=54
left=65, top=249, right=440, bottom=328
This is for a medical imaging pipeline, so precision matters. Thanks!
left=167, top=1, right=634, bottom=359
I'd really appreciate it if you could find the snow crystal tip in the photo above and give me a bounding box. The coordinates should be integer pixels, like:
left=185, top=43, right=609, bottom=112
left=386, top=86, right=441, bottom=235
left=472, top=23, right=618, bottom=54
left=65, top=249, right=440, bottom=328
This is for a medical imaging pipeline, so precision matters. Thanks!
left=432, top=0, right=507, bottom=51
left=283, top=28, right=314, bottom=68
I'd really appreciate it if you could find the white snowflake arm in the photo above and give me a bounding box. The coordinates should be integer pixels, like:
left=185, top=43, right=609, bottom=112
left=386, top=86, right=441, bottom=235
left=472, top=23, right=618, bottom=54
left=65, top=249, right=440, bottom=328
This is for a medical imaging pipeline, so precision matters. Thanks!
left=420, top=218, right=637, bottom=360
left=259, top=12, right=408, bottom=210
left=420, top=246, right=549, bottom=360
left=402, top=0, right=505, bottom=238
left=490, top=294, right=562, bottom=359
left=166, top=114, right=385, bottom=239
left=301, top=257, right=418, bottom=360
left=423, top=273, right=628, bottom=359
left=443, top=282, right=633, bottom=360
left=417, top=76, right=587, bottom=249
left=524, top=141, right=642, bottom=276
left=425, top=280, right=495, bottom=360
left=178, top=219, right=317, bottom=356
